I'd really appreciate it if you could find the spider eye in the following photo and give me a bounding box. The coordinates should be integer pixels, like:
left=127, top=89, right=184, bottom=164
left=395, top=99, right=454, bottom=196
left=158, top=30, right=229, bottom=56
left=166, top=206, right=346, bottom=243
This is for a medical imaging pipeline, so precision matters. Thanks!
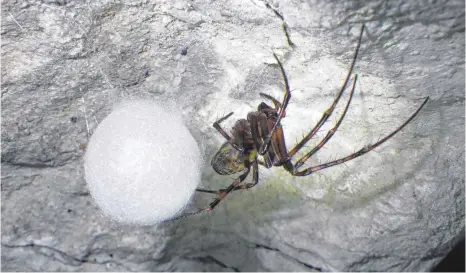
left=211, top=142, right=245, bottom=175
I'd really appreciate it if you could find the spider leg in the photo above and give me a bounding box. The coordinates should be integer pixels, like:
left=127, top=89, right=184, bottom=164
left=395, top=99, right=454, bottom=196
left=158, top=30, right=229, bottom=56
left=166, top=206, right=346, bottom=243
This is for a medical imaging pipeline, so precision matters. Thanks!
left=293, top=97, right=429, bottom=176
left=248, top=112, right=274, bottom=168
left=268, top=117, right=295, bottom=171
left=213, top=112, right=244, bottom=152
left=165, top=208, right=209, bottom=222
left=196, top=160, right=259, bottom=194
left=287, top=24, right=365, bottom=158
left=196, top=188, right=220, bottom=194
left=255, top=100, right=295, bottom=171
left=259, top=92, right=282, bottom=110
left=252, top=99, right=296, bottom=171
left=258, top=53, right=291, bottom=155
left=231, top=160, right=259, bottom=191
left=248, top=112, right=266, bottom=152
left=294, top=75, right=358, bottom=170
left=167, top=162, right=259, bottom=222
left=206, top=166, right=251, bottom=209
left=258, top=159, right=273, bottom=168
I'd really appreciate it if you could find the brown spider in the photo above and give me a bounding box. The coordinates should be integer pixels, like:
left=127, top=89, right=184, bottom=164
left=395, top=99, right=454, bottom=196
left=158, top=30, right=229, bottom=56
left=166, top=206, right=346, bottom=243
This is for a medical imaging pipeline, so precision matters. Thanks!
left=171, top=24, right=429, bottom=221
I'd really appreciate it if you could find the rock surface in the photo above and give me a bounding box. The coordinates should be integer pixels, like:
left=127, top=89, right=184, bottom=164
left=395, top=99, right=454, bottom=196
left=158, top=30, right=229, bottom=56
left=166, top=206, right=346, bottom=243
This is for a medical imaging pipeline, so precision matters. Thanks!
left=1, top=0, right=464, bottom=271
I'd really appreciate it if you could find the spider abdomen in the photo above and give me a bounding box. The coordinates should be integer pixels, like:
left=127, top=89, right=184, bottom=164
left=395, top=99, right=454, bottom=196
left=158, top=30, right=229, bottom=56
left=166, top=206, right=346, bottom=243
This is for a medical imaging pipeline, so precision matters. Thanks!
left=211, top=142, right=246, bottom=175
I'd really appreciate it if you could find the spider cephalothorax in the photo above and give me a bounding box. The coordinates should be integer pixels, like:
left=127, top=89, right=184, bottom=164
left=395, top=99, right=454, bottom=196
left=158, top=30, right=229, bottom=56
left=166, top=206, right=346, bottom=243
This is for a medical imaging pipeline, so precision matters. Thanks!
left=171, top=24, right=429, bottom=221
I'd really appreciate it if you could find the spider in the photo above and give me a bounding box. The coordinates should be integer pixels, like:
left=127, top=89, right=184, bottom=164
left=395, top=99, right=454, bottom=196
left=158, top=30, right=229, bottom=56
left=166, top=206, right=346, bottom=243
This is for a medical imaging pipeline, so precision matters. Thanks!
left=171, top=24, right=429, bottom=221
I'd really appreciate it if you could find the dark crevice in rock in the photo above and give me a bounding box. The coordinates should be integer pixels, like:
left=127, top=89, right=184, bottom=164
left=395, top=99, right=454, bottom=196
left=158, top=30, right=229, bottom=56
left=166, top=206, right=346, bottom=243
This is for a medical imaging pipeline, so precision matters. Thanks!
left=185, top=255, right=241, bottom=272
left=1, top=162, right=55, bottom=169
left=70, top=191, right=90, bottom=197
left=433, top=238, right=465, bottom=272
left=1, top=241, right=130, bottom=270
left=253, top=243, right=323, bottom=271
left=1, top=175, right=36, bottom=189
left=2, top=242, right=88, bottom=266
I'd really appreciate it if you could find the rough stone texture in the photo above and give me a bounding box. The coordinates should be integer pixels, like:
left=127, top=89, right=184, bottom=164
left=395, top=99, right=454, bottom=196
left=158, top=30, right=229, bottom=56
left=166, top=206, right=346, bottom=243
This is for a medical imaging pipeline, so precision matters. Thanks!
left=1, top=0, right=464, bottom=271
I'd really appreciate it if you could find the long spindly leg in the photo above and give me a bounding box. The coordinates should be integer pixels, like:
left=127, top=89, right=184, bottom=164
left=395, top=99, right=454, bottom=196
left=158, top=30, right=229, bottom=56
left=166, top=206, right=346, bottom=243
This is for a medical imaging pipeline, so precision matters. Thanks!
left=195, top=162, right=258, bottom=193
left=232, top=160, right=259, bottom=191
left=248, top=112, right=266, bottom=153
left=169, top=167, right=252, bottom=222
left=195, top=188, right=219, bottom=194
left=213, top=112, right=244, bottom=152
left=287, top=24, right=365, bottom=158
left=292, top=97, right=429, bottom=176
left=252, top=99, right=295, bottom=172
left=258, top=158, right=273, bottom=168
left=258, top=53, right=292, bottom=155
left=206, top=166, right=251, bottom=209
left=259, top=92, right=282, bottom=110
left=294, top=75, right=358, bottom=170
left=196, top=161, right=260, bottom=195
left=263, top=113, right=295, bottom=171
left=248, top=112, right=275, bottom=168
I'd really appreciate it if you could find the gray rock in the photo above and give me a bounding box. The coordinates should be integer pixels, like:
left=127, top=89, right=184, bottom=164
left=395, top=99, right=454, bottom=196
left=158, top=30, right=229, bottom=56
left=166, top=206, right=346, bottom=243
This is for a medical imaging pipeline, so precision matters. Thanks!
left=2, top=0, right=464, bottom=271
